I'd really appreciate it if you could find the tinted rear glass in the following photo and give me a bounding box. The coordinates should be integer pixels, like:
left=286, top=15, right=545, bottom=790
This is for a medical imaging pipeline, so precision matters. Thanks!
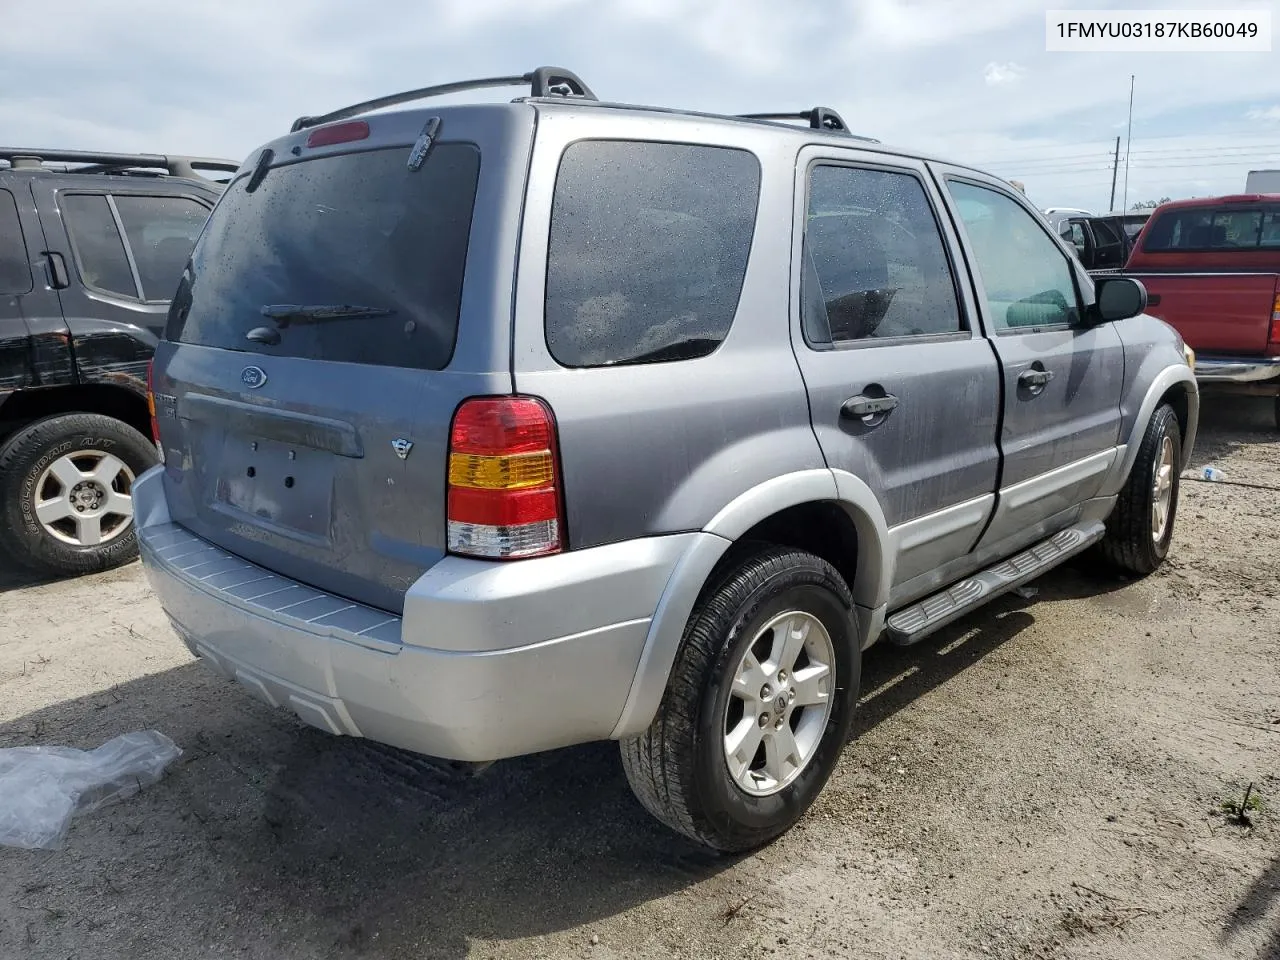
left=1142, top=205, right=1280, bottom=251
left=0, top=189, right=31, bottom=295
left=545, top=140, right=760, bottom=367
left=113, top=195, right=209, bottom=301
left=61, top=193, right=137, bottom=297
left=168, top=144, right=481, bottom=370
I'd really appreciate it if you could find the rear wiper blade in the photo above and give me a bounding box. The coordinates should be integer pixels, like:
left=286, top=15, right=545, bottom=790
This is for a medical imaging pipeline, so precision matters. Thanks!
left=260, top=303, right=395, bottom=327
left=608, top=337, right=721, bottom=366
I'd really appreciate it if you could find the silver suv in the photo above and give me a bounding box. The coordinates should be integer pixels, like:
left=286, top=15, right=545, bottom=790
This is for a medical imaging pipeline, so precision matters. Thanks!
left=135, top=68, right=1199, bottom=852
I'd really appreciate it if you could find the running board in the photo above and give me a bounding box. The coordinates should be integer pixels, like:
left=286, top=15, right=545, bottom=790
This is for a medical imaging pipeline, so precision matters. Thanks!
left=884, top=521, right=1106, bottom=646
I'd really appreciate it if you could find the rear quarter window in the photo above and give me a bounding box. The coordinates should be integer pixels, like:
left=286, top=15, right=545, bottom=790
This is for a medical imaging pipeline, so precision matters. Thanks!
left=544, top=140, right=761, bottom=367
left=113, top=195, right=210, bottom=301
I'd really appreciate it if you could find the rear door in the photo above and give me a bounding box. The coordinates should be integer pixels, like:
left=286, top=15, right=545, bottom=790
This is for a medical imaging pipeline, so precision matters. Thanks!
left=788, top=151, right=1001, bottom=590
left=1, top=182, right=75, bottom=393
left=29, top=183, right=213, bottom=340
left=154, top=107, right=531, bottom=614
left=937, top=171, right=1125, bottom=551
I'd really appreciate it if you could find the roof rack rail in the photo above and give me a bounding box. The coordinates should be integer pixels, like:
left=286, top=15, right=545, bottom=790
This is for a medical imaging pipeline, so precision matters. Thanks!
left=0, top=148, right=239, bottom=179
left=290, top=66, right=597, bottom=132
left=737, top=107, right=880, bottom=142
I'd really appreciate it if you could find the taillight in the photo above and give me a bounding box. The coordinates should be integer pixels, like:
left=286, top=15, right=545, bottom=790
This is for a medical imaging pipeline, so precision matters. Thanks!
left=1270, top=292, right=1280, bottom=345
left=145, top=359, right=159, bottom=445
left=446, top=397, right=564, bottom=560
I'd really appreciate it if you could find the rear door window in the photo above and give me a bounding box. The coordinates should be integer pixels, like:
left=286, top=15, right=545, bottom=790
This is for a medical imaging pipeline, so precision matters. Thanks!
left=60, top=193, right=137, bottom=297
left=544, top=140, right=761, bottom=367
left=1091, top=219, right=1123, bottom=246
left=113, top=195, right=209, bottom=301
left=0, top=188, right=31, bottom=294
left=802, top=164, right=963, bottom=344
left=169, top=144, right=481, bottom=370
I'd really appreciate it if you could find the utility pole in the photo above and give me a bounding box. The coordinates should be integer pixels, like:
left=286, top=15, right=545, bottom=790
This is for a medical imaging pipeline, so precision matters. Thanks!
left=1109, top=136, right=1120, bottom=212
left=1121, top=74, right=1135, bottom=211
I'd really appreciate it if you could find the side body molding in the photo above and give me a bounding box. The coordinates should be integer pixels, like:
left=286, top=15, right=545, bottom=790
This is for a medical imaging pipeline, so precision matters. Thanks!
left=610, top=469, right=892, bottom=738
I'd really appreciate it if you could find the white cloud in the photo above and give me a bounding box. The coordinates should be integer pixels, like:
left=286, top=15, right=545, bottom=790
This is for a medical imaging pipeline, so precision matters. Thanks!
left=1246, top=105, right=1280, bottom=122
left=983, top=61, right=1026, bottom=85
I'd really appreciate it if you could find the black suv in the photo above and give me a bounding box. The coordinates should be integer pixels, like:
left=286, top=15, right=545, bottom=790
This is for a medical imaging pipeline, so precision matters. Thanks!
left=0, top=148, right=236, bottom=576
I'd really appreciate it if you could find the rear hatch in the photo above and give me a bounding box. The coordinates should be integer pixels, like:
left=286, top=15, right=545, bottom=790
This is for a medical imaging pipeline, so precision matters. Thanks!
left=153, top=105, right=532, bottom=613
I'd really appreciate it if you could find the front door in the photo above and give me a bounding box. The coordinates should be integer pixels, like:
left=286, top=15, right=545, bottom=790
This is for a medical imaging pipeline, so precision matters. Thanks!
left=789, top=151, right=1001, bottom=589
left=935, top=172, right=1125, bottom=552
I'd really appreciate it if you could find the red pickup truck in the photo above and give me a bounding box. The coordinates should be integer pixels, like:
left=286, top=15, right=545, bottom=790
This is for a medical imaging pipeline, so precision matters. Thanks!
left=1122, top=194, right=1280, bottom=428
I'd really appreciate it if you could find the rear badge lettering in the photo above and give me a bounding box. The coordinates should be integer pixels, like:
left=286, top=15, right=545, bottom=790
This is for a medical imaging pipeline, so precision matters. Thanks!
left=241, top=366, right=268, bottom=389
left=391, top=438, right=413, bottom=460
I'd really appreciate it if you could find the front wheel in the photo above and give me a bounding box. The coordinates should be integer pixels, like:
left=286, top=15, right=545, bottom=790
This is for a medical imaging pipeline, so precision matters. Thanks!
left=0, top=413, right=158, bottom=577
left=619, top=545, right=860, bottom=852
left=1098, top=403, right=1182, bottom=576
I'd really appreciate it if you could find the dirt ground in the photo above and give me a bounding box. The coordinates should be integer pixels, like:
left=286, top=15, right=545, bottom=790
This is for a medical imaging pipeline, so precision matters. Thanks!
left=1, top=397, right=1277, bottom=960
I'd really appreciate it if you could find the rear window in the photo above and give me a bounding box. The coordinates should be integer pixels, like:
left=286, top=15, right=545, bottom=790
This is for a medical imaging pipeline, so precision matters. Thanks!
left=1142, top=205, right=1280, bottom=251
left=544, top=140, right=761, bottom=367
left=0, top=189, right=31, bottom=295
left=168, top=144, right=481, bottom=370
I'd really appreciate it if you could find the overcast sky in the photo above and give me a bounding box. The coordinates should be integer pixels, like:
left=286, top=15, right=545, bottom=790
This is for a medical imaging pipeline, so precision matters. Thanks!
left=2, top=0, right=1277, bottom=212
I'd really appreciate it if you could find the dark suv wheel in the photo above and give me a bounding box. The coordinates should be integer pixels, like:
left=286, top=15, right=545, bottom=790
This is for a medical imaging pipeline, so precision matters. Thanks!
left=619, top=545, right=860, bottom=852
left=0, top=413, right=158, bottom=576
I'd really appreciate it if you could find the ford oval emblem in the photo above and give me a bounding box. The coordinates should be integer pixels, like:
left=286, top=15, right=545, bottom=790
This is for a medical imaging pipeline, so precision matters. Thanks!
left=241, top=366, right=267, bottom=389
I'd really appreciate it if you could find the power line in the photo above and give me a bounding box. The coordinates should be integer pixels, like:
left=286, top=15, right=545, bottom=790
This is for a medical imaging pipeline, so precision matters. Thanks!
left=972, top=148, right=1280, bottom=170
left=963, top=141, right=1280, bottom=165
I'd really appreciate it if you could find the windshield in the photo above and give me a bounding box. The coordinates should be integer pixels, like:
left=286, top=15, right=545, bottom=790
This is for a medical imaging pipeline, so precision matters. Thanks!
left=167, top=144, right=481, bottom=370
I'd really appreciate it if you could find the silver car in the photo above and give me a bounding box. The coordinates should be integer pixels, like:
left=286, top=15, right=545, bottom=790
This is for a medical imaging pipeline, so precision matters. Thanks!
left=135, top=67, right=1198, bottom=852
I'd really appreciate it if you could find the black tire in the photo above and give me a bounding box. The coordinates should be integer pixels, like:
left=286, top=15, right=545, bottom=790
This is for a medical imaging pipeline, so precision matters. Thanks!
left=1273, top=394, right=1279, bottom=432
left=0, top=413, right=158, bottom=577
left=620, top=545, right=860, bottom=853
left=1098, top=403, right=1181, bottom=576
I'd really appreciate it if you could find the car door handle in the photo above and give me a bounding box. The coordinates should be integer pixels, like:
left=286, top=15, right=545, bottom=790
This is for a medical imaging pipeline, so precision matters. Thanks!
left=44, top=252, right=69, bottom=290
left=1018, top=369, right=1054, bottom=389
left=841, top=393, right=899, bottom=419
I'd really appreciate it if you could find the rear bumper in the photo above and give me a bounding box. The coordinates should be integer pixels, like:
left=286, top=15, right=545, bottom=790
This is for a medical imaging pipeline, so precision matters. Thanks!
left=133, top=466, right=697, bottom=762
left=1195, top=356, right=1280, bottom=384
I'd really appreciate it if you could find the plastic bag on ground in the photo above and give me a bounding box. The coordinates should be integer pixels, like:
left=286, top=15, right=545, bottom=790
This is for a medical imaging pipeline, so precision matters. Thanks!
left=0, top=730, right=181, bottom=850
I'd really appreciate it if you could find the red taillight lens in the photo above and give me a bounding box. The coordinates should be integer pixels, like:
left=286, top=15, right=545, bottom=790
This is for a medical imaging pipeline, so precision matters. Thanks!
left=145, top=359, right=159, bottom=445
left=446, top=397, right=564, bottom=560
left=305, top=120, right=370, bottom=148
left=1270, top=293, right=1280, bottom=344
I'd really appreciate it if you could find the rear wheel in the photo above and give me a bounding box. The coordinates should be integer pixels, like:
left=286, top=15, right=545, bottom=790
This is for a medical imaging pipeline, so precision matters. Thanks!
left=620, top=545, right=859, bottom=852
left=1098, top=403, right=1181, bottom=576
left=0, top=413, right=158, bottom=577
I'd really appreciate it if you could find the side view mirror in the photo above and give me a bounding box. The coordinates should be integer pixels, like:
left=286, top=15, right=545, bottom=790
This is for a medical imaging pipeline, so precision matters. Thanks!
left=1091, top=276, right=1147, bottom=323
